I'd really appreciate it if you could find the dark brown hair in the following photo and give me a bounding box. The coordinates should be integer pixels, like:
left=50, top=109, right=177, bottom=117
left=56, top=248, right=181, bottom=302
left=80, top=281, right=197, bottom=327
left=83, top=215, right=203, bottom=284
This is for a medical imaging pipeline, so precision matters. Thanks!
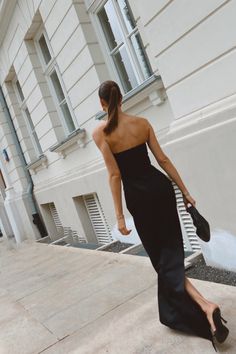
left=98, top=80, right=122, bottom=135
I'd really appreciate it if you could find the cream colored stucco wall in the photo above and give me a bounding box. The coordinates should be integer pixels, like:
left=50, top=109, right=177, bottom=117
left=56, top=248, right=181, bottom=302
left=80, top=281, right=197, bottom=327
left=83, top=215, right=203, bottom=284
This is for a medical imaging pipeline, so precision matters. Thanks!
left=130, top=0, right=236, bottom=268
left=0, top=0, right=235, bottom=270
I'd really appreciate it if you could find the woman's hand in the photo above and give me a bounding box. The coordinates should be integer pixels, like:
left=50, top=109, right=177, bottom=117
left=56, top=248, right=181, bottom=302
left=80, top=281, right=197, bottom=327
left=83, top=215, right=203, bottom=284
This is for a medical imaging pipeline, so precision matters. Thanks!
left=117, top=217, right=132, bottom=236
left=183, top=193, right=196, bottom=209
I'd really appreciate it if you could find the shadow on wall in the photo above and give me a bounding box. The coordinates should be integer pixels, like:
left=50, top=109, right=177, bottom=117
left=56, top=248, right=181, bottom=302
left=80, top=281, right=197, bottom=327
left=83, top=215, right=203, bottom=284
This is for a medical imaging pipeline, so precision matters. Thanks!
left=200, top=229, right=236, bottom=272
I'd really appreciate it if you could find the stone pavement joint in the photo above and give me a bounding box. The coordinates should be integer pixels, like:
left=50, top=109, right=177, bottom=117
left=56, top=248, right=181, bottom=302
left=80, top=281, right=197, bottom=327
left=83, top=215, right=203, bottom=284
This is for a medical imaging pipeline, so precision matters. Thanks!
left=0, top=238, right=235, bottom=354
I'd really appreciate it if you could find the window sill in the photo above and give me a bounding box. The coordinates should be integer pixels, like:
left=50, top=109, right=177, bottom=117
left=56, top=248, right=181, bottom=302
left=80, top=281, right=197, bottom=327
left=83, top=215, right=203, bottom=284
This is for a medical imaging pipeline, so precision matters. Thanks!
left=95, top=74, right=165, bottom=120
left=49, top=128, right=86, bottom=159
left=26, top=155, right=48, bottom=174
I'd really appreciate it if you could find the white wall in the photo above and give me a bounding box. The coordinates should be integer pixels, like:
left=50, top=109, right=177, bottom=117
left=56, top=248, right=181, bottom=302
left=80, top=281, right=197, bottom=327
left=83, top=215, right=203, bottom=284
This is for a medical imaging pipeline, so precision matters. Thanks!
left=0, top=0, right=235, bottom=271
left=0, top=0, right=171, bottom=243
left=131, top=0, right=236, bottom=267
left=133, top=0, right=236, bottom=119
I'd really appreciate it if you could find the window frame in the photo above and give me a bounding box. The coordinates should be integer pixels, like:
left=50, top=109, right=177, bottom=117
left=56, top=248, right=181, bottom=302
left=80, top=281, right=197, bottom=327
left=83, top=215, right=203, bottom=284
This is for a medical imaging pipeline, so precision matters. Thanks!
left=24, top=107, right=43, bottom=156
left=34, top=26, right=78, bottom=136
left=90, top=0, right=153, bottom=93
left=13, top=77, right=43, bottom=159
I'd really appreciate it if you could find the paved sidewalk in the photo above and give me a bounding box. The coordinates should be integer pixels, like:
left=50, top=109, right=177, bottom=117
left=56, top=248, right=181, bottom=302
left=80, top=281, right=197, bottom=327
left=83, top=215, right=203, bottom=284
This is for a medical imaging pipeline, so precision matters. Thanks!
left=0, top=238, right=235, bottom=354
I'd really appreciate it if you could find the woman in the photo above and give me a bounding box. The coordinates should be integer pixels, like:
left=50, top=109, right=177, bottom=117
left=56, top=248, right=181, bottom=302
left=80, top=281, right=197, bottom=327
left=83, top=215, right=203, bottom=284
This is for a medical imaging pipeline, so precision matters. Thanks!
left=92, top=80, right=229, bottom=351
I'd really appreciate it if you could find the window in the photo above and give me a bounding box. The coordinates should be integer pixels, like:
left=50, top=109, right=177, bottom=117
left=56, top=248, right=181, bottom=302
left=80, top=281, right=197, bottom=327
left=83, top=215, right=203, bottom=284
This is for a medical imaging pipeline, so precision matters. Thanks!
left=14, top=79, right=43, bottom=158
left=49, top=70, right=76, bottom=133
left=38, top=34, right=51, bottom=65
left=35, top=32, right=76, bottom=134
left=96, top=0, right=152, bottom=93
left=24, top=107, right=43, bottom=156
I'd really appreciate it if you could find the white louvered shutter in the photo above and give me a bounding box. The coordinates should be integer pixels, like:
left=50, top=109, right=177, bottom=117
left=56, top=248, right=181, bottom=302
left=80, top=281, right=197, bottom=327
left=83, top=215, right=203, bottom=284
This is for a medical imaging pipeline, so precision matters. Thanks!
left=83, top=193, right=113, bottom=245
left=49, top=202, right=62, bottom=229
left=73, top=229, right=86, bottom=244
left=172, top=182, right=201, bottom=251
left=48, top=203, right=86, bottom=244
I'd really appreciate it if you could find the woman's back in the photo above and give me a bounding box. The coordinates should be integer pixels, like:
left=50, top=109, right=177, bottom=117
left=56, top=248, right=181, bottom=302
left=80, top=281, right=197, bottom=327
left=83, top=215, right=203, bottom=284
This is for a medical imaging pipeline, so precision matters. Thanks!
left=103, top=114, right=148, bottom=154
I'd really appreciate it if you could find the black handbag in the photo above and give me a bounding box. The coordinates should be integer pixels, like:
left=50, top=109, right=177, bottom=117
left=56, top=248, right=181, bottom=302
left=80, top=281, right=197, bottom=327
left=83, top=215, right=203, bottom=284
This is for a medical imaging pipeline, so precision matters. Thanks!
left=186, top=205, right=211, bottom=242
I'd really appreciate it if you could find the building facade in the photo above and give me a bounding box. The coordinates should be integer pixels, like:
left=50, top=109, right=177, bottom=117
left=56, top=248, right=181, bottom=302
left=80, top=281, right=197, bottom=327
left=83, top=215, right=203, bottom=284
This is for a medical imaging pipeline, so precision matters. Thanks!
left=0, top=0, right=235, bottom=269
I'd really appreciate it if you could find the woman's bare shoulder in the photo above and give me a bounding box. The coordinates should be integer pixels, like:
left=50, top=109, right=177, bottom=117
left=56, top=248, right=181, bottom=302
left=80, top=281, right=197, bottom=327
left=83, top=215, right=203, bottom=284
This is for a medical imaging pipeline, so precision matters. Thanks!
left=92, top=119, right=106, bottom=138
left=136, top=115, right=153, bottom=129
left=126, top=114, right=149, bottom=125
left=129, top=115, right=150, bottom=132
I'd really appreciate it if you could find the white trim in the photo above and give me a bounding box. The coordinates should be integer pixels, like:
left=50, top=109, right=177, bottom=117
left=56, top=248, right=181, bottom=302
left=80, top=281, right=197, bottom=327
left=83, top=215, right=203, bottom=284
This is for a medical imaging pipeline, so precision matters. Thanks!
left=34, top=28, right=78, bottom=136
left=91, top=6, right=122, bottom=88
left=99, top=0, right=139, bottom=88
left=49, top=128, right=86, bottom=159
left=88, top=0, right=152, bottom=93
left=113, top=0, right=143, bottom=82
left=85, top=0, right=107, bottom=13
left=26, top=155, right=48, bottom=175
left=12, top=77, right=43, bottom=160
left=0, top=0, right=17, bottom=46
left=47, top=65, right=76, bottom=134
left=34, top=26, right=54, bottom=67
left=160, top=93, right=236, bottom=149
left=23, top=107, right=43, bottom=156
left=167, top=92, right=236, bottom=136
left=13, top=77, right=24, bottom=103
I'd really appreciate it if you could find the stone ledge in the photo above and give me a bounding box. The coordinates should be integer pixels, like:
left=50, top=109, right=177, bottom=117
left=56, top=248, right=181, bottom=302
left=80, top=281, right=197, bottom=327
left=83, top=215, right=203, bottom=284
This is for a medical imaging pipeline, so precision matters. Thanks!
left=49, top=128, right=86, bottom=159
left=26, top=154, right=48, bottom=174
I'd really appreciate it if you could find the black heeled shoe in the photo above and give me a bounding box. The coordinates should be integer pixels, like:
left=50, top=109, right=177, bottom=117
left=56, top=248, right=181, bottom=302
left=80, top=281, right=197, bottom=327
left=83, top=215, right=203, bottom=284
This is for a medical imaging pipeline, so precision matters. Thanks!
left=210, top=307, right=229, bottom=352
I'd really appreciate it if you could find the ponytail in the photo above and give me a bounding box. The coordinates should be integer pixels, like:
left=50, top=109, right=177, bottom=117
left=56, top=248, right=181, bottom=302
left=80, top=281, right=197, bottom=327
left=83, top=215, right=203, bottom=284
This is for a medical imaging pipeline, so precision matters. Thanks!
left=98, top=80, right=122, bottom=135
left=104, top=86, right=119, bottom=135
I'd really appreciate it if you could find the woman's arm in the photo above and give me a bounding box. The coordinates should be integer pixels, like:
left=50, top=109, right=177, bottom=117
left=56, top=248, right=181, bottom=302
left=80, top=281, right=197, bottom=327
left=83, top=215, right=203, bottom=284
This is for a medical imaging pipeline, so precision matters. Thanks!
left=146, top=119, right=192, bottom=199
left=92, top=125, right=123, bottom=218
left=92, top=124, right=131, bottom=234
left=109, top=175, right=123, bottom=219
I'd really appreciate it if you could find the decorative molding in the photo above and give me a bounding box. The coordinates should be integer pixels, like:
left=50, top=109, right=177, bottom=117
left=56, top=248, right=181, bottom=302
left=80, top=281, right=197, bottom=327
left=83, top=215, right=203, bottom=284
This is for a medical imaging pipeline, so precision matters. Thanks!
left=26, top=155, right=48, bottom=174
left=4, top=186, right=16, bottom=200
left=49, top=128, right=86, bottom=159
left=85, top=0, right=105, bottom=13
left=165, top=92, right=236, bottom=144
left=148, top=88, right=165, bottom=106
left=0, top=0, right=17, bottom=45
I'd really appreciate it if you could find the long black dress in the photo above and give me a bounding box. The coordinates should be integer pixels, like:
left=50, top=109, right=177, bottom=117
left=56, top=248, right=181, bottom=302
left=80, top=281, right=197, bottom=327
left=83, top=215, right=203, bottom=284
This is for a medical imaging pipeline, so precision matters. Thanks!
left=113, top=142, right=214, bottom=349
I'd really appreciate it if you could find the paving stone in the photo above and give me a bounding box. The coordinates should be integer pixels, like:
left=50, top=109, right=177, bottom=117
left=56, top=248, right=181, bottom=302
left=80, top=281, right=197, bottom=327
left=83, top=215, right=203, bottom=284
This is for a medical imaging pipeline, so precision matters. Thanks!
left=0, top=238, right=235, bottom=354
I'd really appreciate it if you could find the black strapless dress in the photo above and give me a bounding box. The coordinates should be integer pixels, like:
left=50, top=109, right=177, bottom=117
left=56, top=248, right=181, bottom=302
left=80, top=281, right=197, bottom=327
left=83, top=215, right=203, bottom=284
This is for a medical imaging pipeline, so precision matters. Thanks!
left=113, top=142, right=214, bottom=347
